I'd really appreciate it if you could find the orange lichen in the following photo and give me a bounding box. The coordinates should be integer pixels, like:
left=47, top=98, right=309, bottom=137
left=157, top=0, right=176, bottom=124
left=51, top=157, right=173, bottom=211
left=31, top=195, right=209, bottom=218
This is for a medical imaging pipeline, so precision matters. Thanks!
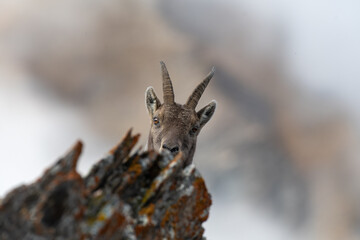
left=127, top=156, right=142, bottom=177
left=193, top=177, right=212, bottom=222
left=157, top=176, right=211, bottom=239
left=139, top=203, right=155, bottom=216
left=98, top=211, right=126, bottom=236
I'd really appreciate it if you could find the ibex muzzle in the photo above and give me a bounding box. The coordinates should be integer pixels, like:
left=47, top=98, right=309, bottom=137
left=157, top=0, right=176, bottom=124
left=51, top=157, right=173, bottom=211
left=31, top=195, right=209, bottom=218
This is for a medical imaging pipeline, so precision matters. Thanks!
left=145, top=62, right=216, bottom=165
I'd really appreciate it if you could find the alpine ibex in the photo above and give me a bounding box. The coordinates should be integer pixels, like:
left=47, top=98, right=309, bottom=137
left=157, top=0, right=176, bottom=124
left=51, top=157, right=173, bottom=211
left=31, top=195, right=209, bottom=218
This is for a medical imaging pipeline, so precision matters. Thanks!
left=145, top=61, right=216, bottom=165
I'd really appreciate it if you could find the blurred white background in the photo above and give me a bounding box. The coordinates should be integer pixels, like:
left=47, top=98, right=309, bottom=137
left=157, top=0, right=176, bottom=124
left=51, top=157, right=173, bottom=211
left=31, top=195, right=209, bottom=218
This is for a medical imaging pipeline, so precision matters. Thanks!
left=1, top=1, right=360, bottom=239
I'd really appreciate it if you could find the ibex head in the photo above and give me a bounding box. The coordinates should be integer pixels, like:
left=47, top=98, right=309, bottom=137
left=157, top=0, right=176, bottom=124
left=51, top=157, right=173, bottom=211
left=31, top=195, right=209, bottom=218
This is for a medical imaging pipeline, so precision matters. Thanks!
left=145, top=61, right=216, bottom=165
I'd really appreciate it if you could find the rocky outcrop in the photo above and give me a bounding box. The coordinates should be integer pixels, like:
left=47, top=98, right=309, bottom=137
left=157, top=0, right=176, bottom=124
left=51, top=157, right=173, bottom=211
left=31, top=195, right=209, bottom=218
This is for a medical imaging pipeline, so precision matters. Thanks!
left=0, top=130, right=211, bottom=240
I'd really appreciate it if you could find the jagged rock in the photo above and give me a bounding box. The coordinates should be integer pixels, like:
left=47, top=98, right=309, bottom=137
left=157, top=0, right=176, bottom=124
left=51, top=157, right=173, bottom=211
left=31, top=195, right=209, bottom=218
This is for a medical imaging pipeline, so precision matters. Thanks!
left=0, top=130, right=211, bottom=240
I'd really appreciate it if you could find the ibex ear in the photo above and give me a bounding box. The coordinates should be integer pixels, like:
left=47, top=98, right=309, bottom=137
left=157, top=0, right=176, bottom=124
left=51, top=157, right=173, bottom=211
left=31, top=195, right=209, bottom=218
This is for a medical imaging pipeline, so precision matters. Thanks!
left=145, top=87, right=161, bottom=117
left=197, top=100, right=217, bottom=128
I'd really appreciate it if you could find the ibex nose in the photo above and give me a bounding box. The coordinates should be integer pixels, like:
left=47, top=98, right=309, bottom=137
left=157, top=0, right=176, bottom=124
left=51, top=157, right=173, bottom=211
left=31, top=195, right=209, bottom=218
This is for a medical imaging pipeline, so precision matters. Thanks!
left=162, top=144, right=179, bottom=154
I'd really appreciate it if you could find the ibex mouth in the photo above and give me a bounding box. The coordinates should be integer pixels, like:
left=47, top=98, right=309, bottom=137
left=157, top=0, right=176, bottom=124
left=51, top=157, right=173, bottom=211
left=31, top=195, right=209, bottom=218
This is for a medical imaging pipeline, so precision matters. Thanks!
left=160, top=147, right=180, bottom=158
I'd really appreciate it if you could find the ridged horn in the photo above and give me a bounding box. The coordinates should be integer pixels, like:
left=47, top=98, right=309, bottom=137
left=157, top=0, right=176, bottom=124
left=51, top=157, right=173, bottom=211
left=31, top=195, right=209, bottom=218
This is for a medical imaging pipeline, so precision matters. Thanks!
left=186, top=67, right=215, bottom=109
left=161, top=61, right=175, bottom=104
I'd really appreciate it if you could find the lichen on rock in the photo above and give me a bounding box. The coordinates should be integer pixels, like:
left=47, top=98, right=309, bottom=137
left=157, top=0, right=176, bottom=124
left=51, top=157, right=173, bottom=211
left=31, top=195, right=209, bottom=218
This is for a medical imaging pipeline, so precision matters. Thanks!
left=0, top=130, right=212, bottom=240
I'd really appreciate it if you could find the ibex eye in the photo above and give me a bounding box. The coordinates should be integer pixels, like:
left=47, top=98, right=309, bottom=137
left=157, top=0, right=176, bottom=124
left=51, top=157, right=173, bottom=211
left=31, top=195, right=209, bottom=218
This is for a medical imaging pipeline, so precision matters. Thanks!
left=153, top=117, right=160, bottom=125
left=191, top=127, right=198, bottom=134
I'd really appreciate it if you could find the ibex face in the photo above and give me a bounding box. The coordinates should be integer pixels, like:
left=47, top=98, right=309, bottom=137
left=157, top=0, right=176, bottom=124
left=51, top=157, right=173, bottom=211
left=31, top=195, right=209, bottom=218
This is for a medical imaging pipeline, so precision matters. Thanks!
left=145, top=62, right=216, bottom=165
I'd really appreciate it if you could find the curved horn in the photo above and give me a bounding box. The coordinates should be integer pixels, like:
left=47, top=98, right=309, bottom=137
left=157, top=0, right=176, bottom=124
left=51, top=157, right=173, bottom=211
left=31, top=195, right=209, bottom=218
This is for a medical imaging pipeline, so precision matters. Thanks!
left=160, top=61, right=175, bottom=104
left=186, top=67, right=215, bottom=109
